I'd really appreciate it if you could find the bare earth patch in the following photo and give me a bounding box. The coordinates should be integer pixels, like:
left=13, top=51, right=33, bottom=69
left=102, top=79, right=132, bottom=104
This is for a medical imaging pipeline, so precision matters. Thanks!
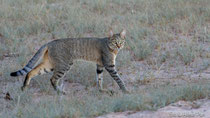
left=97, top=99, right=210, bottom=118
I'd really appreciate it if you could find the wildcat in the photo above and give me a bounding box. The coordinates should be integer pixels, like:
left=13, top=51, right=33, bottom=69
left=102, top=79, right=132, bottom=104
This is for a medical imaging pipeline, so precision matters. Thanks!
left=10, top=30, right=128, bottom=94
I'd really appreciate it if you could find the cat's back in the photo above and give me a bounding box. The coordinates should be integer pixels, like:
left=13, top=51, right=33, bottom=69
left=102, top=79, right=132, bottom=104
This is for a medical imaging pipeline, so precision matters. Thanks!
left=48, top=37, right=105, bottom=49
left=47, top=37, right=108, bottom=63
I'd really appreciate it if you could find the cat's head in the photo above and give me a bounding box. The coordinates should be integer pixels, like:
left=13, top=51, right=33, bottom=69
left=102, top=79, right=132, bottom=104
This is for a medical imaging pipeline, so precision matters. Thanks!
left=107, top=29, right=126, bottom=50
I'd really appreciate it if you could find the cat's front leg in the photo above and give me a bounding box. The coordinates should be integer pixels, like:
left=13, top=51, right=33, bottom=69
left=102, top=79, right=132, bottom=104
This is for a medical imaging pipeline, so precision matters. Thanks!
left=104, top=64, right=129, bottom=93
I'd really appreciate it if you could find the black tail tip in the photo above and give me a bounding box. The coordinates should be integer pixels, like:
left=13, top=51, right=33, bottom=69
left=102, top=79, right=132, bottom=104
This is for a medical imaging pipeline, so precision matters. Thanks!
left=10, top=72, right=17, bottom=77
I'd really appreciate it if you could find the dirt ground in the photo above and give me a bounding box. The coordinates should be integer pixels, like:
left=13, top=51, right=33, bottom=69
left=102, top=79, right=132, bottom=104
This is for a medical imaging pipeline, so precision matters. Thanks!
left=97, top=99, right=210, bottom=118
left=0, top=55, right=210, bottom=117
left=101, top=60, right=210, bottom=118
left=0, top=37, right=210, bottom=117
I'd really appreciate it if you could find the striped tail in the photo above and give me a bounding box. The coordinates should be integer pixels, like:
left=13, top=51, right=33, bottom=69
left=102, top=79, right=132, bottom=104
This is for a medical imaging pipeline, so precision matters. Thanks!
left=10, top=44, right=48, bottom=77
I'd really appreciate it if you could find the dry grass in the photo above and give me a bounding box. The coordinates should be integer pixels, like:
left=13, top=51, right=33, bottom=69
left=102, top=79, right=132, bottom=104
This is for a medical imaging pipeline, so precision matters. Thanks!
left=0, top=0, right=210, bottom=117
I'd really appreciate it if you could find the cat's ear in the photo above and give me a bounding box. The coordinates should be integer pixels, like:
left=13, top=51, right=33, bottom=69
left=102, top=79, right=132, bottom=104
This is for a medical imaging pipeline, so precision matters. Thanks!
left=120, top=29, right=126, bottom=38
left=109, top=30, right=114, bottom=37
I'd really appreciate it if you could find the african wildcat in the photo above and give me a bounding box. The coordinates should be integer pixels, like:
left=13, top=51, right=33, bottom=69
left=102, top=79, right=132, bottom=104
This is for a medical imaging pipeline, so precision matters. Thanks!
left=10, top=30, right=128, bottom=94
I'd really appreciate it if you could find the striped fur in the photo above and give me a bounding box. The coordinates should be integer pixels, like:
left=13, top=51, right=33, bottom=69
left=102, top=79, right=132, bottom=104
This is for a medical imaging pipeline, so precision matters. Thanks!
left=105, top=64, right=126, bottom=91
left=10, top=44, right=48, bottom=77
left=11, top=29, right=128, bottom=94
left=96, top=64, right=104, bottom=90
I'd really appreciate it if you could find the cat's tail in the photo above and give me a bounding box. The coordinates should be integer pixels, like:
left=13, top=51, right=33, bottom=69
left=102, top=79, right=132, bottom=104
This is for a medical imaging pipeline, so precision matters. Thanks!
left=10, top=44, right=48, bottom=77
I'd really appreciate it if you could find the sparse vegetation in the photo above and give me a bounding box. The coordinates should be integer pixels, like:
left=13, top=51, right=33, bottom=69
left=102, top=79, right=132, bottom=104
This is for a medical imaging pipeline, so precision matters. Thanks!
left=1, top=83, right=210, bottom=118
left=0, top=0, right=210, bottom=117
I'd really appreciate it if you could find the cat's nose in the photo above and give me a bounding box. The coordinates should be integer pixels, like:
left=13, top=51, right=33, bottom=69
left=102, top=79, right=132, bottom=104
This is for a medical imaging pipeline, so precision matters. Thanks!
left=116, top=44, right=121, bottom=48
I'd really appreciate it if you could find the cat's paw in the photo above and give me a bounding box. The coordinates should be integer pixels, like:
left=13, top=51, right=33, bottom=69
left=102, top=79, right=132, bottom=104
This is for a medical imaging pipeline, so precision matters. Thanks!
left=21, top=85, right=29, bottom=91
left=122, top=89, right=131, bottom=94
left=57, top=90, right=66, bottom=95
left=99, top=89, right=115, bottom=96
left=57, top=87, right=66, bottom=95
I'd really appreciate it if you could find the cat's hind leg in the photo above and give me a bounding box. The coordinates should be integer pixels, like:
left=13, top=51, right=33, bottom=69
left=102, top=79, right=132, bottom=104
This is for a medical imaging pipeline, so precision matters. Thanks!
left=50, top=63, right=73, bottom=95
left=22, top=51, right=53, bottom=91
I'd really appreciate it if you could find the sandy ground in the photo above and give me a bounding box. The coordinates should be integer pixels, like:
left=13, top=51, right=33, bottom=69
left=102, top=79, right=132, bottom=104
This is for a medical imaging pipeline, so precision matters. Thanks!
left=97, top=99, right=210, bottom=118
